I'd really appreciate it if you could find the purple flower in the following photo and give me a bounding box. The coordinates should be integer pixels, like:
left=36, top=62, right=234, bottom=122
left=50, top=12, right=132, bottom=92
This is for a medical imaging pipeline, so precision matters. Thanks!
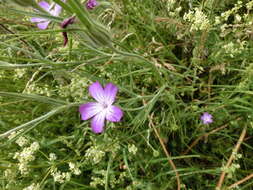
left=200, top=112, right=213, bottom=124
left=79, top=82, right=123, bottom=134
left=86, top=0, right=98, bottom=10
left=31, top=1, right=64, bottom=30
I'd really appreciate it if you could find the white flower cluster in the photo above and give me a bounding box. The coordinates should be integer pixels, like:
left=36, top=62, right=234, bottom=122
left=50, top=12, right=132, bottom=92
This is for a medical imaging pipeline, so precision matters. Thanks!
left=23, top=183, right=40, bottom=190
left=85, top=146, right=105, bottom=164
left=90, top=169, right=126, bottom=188
left=214, top=1, right=243, bottom=37
left=68, top=162, right=81, bottom=175
left=221, top=152, right=242, bottom=179
left=7, top=131, right=29, bottom=147
left=167, top=0, right=182, bottom=17
left=50, top=162, right=81, bottom=184
left=128, top=144, right=138, bottom=155
left=232, top=152, right=242, bottom=160
left=3, top=167, right=16, bottom=179
left=214, top=1, right=253, bottom=38
left=183, top=8, right=210, bottom=32
left=246, top=0, right=253, bottom=10
left=85, top=137, right=121, bottom=164
left=14, top=68, right=26, bottom=80
left=51, top=169, right=71, bottom=184
left=220, top=1, right=242, bottom=22
left=49, top=153, right=57, bottom=161
left=15, top=136, right=29, bottom=147
left=57, top=73, right=89, bottom=101
left=103, top=137, right=121, bottom=157
left=0, top=70, right=5, bottom=79
left=222, top=40, right=246, bottom=58
left=90, top=175, right=105, bottom=187
left=125, top=180, right=144, bottom=190
left=221, top=163, right=240, bottom=179
left=13, top=142, right=40, bottom=175
left=24, top=83, right=52, bottom=97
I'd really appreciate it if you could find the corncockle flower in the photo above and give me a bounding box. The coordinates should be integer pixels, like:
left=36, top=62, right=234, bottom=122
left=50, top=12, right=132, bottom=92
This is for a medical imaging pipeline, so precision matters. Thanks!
left=31, top=1, right=64, bottom=30
left=86, top=0, right=98, bottom=10
left=79, top=82, right=123, bottom=133
left=200, top=112, right=213, bottom=124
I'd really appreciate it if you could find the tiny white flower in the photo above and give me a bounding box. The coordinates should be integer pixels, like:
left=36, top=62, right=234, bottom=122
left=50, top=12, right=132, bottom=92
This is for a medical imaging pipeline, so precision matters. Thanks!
left=23, top=183, right=40, bottom=190
left=49, top=153, right=57, bottom=161
left=16, top=136, right=29, bottom=147
left=128, top=144, right=138, bottom=155
left=68, top=162, right=81, bottom=175
left=30, top=142, right=40, bottom=151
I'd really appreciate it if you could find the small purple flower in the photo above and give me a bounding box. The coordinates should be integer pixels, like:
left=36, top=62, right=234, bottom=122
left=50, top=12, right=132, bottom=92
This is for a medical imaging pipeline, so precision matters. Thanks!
left=86, top=0, right=98, bottom=10
left=79, top=82, right=123, bottom=134
left=200, top=112, right=213, bottom=124
left=31, top=1, right=64, bottom=30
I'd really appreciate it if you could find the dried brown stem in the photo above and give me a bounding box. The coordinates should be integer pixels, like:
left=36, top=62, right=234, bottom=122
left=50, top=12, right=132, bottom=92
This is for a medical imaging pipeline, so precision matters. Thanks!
left=182, top=123, right=229, bottom=155
left=216, top=126, right=247, bottom=189
left=148, top=113, right=181, bottom=190
left=182, top=117, right=241, bottom=155
left=228, top=173, right=253, bottom=189
left=0, top=23, right=29, bottom=46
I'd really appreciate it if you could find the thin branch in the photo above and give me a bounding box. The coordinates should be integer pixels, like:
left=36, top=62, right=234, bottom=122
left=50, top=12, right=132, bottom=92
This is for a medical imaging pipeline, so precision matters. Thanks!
left=182, top=117, right=241, bottom=155
left=182, top=123, right=229, bottom=155
left=228, top=173, right=253, bottom=189
left=148, top=113, right=181, bottom=190
left=216, top=126, right=247, bottom=189
left=0, top=23, right=29, bottom=46
left=141, top=91, right=180, bottom=190
left=0, top=18, right=34, bottom=27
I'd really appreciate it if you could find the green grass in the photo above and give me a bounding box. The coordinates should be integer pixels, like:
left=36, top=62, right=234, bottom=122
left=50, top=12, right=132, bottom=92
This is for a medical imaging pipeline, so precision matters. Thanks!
left=1, top=0, right=253, bottom=189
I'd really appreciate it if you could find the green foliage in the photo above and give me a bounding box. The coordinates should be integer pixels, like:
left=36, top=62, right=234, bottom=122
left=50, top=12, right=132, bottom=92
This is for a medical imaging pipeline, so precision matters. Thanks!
left=1, top=0, right=253, bottom=189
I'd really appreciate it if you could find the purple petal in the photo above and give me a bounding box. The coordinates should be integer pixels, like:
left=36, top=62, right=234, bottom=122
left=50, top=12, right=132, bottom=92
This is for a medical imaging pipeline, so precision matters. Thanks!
left=61, top=16, right=75, bottom=28
left=104, top=83, right=118, bottom=105
left=91, top=112, right=106, bottom=133
left=30, top=17, right=47, bottom=23
left=79, top=102, right=103, bottom=120
left=89, top=81, right=105, bottom=103
left=39, top=1, right=50, bottom=11
left=106, top=105, right=123, bottom=122
left=86, top=0, right=98, bottom=9
left=51, top=3, right=62, bottom=16
left=37, top=21, right=50, bottom=30
left=200, top=112, right=213, bottom=124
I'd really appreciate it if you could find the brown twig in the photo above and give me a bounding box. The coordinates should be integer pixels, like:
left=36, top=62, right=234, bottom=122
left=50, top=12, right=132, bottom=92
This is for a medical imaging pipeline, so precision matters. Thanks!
left=182, top=117, right=242, bottom=155
left=0, top=18, right=34, bottom=27
left=216, top=126, right=247, bottom=189
left=228, top=173, right=253, bottom=189
left=0, top=23, right=29, bottom=46
left=141, top=91, right=180, bottom=190
left=182, top=123, right=229, bottom=155
left=154, top=17, right=183, bottom=27
left=148, top=113, right=181, bottom=190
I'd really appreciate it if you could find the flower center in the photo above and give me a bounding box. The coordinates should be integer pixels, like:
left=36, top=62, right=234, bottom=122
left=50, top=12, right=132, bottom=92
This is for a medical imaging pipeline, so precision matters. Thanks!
left=102, top=102, right=108, bottom=109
